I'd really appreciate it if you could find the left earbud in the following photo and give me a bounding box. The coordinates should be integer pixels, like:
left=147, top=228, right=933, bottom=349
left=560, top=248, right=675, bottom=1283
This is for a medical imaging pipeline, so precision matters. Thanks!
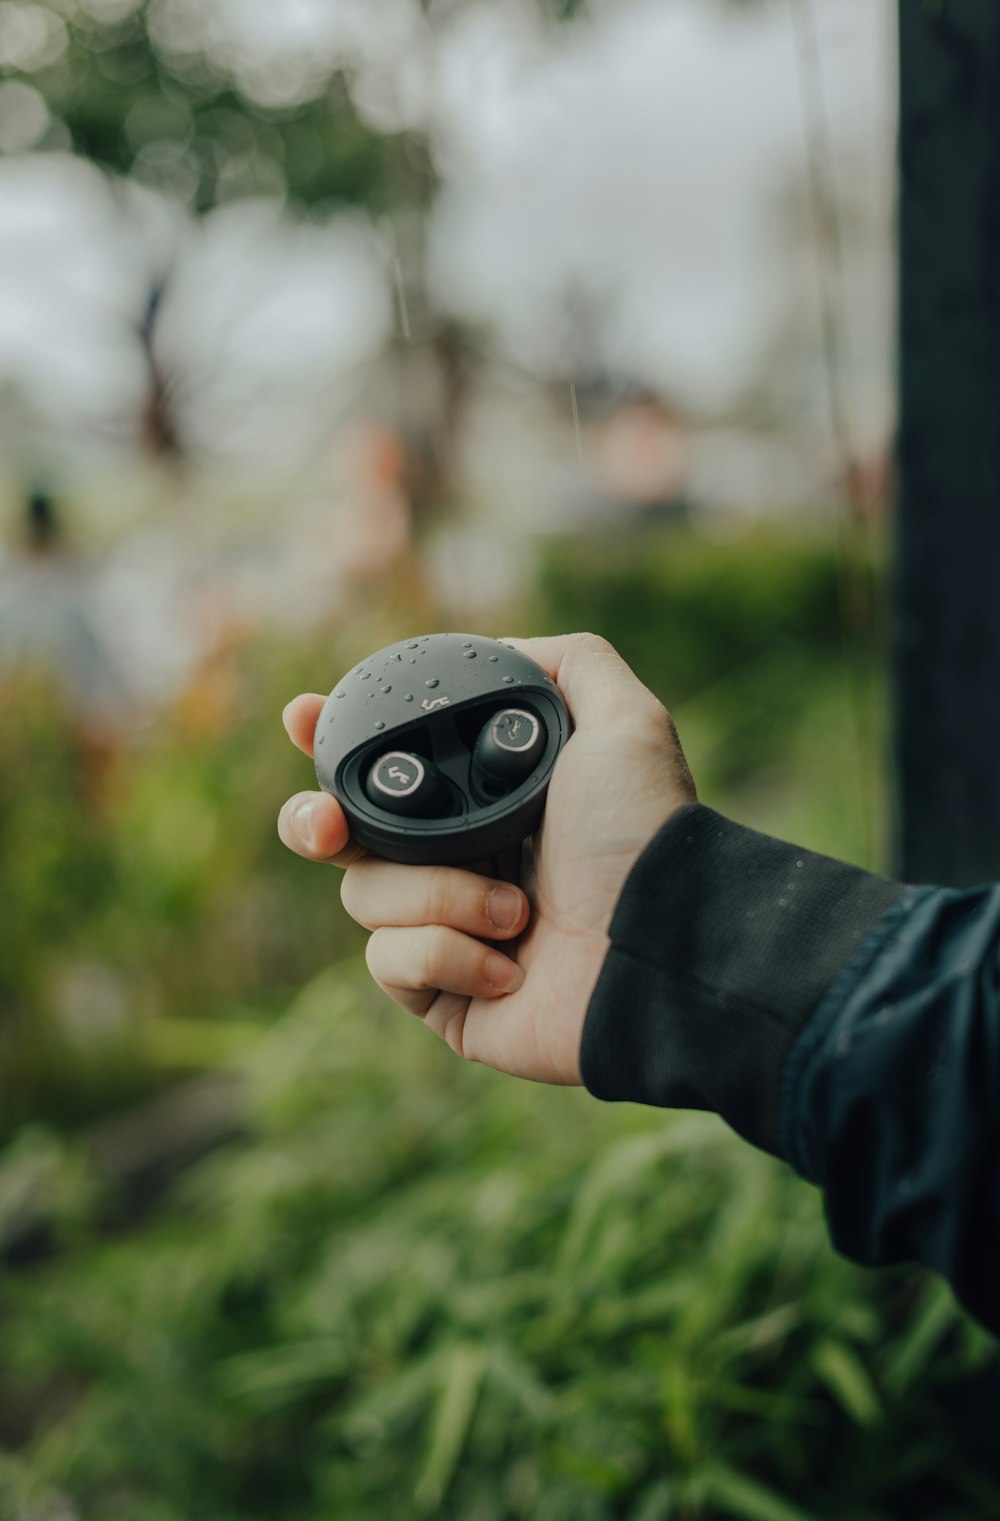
left=365, top=751, right=448, bottom=816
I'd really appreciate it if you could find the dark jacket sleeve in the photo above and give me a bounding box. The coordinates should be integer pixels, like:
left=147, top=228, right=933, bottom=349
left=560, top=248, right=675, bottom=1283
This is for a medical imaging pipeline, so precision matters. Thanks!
left=580, top=802, right=1000, bottom=1337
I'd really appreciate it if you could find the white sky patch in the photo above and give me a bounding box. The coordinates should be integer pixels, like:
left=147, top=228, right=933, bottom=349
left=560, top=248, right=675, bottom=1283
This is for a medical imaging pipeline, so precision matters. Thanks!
left=0, top=155, right=391, bottom=464
left=0, top=155, right=152, bottom=431
left=148, top=0, right=431, bottom=122
left=151, top=201, right=393, bottom=465
left=429, top=0, right=894, bottom=411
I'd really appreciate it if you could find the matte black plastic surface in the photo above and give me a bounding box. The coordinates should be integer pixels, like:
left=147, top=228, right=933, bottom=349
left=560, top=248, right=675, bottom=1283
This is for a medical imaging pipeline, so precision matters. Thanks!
left=313, top=633, right=572, bottom=865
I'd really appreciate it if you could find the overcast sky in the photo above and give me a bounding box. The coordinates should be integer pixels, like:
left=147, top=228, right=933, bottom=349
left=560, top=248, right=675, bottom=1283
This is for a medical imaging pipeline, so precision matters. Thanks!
left=0, top=0, right=895, bottom=468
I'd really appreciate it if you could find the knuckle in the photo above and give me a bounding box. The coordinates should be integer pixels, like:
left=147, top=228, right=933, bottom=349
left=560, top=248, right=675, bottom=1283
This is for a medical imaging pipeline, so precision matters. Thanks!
left=425, top=865, right=455, bottom=926
left=645, top=695, right=675, bottom=738
left=364, top=926, right=385, bottom=977
left=627, top=692, right=674, bottom=742
left=421, top=924, right=453, bottom=987
left=340, top=861, right=367, bottom=921
left=571, top=630, right=614, bottom=657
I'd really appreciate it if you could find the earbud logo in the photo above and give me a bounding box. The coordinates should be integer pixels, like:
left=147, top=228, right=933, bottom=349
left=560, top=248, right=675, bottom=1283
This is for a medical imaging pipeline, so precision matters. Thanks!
left=421, top=695, right=451, bottom=712
left=387, top=766, right=412, bottom=784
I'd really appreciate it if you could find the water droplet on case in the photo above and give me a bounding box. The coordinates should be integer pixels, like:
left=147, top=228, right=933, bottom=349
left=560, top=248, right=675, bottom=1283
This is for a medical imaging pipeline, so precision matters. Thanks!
left=463, top=650, right=477, bottom=659
left=426, top=678, right=439, bottom=688
left=502, top=675, right=514, bottom=684
left=381, top=685, right=392, bottom=694
left=404, top=693, right=414, bottom=702
left=488, top=655, right=498, bottom=662
left=361, top=672, right=372, bottom=680
left=317, top=734, right=325, bottom=744
left=336, top=690, right=346, bottom=699
left=374, top=720, right=385, bottom=730
left=405, top=641, right=419, bottom=650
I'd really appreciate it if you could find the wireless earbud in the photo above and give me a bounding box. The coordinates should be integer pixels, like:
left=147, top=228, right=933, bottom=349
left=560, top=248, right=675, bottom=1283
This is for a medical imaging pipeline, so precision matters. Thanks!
left=312, top=632, right=572, bottom=866
left=472, top=707, right=547, bottom=787
left=365, top=750, right=448, bottom=817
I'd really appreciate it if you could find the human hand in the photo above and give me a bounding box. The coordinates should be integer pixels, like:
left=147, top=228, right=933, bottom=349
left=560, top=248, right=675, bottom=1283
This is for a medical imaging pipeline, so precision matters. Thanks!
left=277, top=633, right=696, bottom=1086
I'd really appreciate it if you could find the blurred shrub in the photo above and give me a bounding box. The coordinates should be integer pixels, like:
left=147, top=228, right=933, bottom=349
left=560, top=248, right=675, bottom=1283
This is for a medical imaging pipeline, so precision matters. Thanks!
left=536, top=526, right=885, bottom=867
left=0, top=638, right=366, bottom=1136
left=0, top=966, right=994, bottom=1521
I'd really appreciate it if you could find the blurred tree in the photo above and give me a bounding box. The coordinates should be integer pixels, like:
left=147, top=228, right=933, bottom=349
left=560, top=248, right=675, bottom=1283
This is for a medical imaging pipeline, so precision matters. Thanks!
left=5, top=0, right=591, bottom=496
left=22, top=10, right=427, bottom=214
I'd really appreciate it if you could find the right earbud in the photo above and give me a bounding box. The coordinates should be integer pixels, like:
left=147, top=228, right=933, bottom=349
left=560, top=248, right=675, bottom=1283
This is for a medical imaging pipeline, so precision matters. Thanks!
left=472, top=707, right=547, bottom=787
left=365, top=750, right=448, bottom=817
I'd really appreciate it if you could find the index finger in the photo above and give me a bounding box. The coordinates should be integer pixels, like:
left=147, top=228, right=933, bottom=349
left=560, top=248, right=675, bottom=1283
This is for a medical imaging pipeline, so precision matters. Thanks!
left=283, top=693, right=327, bottom=757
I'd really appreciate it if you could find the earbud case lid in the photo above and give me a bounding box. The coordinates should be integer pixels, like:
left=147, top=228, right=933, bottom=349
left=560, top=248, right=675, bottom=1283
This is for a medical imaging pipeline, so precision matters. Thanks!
left=313, top=632, right=571, bottom=865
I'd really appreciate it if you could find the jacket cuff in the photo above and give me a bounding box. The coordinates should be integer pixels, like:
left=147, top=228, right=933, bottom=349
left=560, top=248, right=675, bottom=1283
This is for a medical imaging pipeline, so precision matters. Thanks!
left=579, top=803, right=906, bottom=1158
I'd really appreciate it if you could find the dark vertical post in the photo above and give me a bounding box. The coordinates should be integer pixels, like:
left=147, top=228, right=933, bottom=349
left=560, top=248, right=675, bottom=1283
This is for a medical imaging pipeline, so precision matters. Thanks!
left=895, top=1, right=1000, bottom=885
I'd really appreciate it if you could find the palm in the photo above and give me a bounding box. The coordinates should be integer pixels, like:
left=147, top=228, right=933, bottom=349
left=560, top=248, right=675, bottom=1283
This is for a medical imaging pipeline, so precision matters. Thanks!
left=457, top=722, right=683, bottom=1083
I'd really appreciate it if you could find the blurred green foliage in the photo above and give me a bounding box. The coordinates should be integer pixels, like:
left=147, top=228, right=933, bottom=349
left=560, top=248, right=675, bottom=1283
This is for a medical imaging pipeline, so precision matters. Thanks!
left=536, top=526, right=885, bottom=867
left=0, top=639, right=365, bottom=1135
left=8, top=0, right=598, bottom=216
left=0, top=970, right=995, bottom=1520
left=0, top=527, right=993, bottom=1519
left=12, top=0, right=431, bottom=214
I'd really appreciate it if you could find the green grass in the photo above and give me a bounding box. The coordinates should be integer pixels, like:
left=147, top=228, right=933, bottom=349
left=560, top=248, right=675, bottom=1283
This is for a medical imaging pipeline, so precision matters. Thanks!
left=0, top=966, right=994, bottom=1520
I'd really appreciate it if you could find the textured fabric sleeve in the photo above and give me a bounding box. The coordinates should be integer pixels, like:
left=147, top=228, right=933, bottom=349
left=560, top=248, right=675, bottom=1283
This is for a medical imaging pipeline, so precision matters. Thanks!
left=579, top=803, right=906, bottom=1156
left=783, top=883, right=1000, bottom=1337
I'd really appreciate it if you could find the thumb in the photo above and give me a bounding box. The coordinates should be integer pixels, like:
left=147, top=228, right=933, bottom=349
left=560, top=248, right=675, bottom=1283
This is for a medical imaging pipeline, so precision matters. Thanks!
left=500, top=633, right=659, bottom=732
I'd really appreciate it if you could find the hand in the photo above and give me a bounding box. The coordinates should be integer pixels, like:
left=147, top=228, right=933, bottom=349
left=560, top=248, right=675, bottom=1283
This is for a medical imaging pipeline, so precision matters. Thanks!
left=277, top=633, right=696, bottom=1086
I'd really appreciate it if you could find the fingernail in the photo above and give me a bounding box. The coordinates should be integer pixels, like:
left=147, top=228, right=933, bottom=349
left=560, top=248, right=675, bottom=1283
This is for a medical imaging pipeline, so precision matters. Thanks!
left=487, top=885, right=523, bottom=930
left=292, top=797, right=317, bottom=851
left=486, top=953, right=525, bottom=992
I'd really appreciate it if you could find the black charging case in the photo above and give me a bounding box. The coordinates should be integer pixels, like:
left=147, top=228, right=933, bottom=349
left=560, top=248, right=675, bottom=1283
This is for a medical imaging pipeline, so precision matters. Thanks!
left=313, top=632, right=572, bottom=865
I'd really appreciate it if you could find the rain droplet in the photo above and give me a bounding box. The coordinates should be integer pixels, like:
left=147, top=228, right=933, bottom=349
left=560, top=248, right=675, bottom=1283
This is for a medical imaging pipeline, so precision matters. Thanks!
left=462, top=641, right=473, bottom=648
left=361, top=672, right=372, bottom=681
left=463, top=650, right=477, bottom=659
left=502, top=675, right=515, bottom=684
left=488, top=655, right=498, bottom=662
left=404, top=693, right=414, bottom=702
left=426, top=678, right=439, bottom=688
left=380, top=685, right=392, bottom=694
left=405, top=641, right=419, bottom=650
left=336, top=690, right=346, bottom=699
left=317, top=734, right=325, bottom=744
left=374, top=720, right=385, bottom=730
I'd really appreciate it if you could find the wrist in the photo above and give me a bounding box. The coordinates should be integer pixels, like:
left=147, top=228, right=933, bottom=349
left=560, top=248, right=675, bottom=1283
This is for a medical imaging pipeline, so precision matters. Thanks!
left=579, top=804, right=906, bottom=1157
